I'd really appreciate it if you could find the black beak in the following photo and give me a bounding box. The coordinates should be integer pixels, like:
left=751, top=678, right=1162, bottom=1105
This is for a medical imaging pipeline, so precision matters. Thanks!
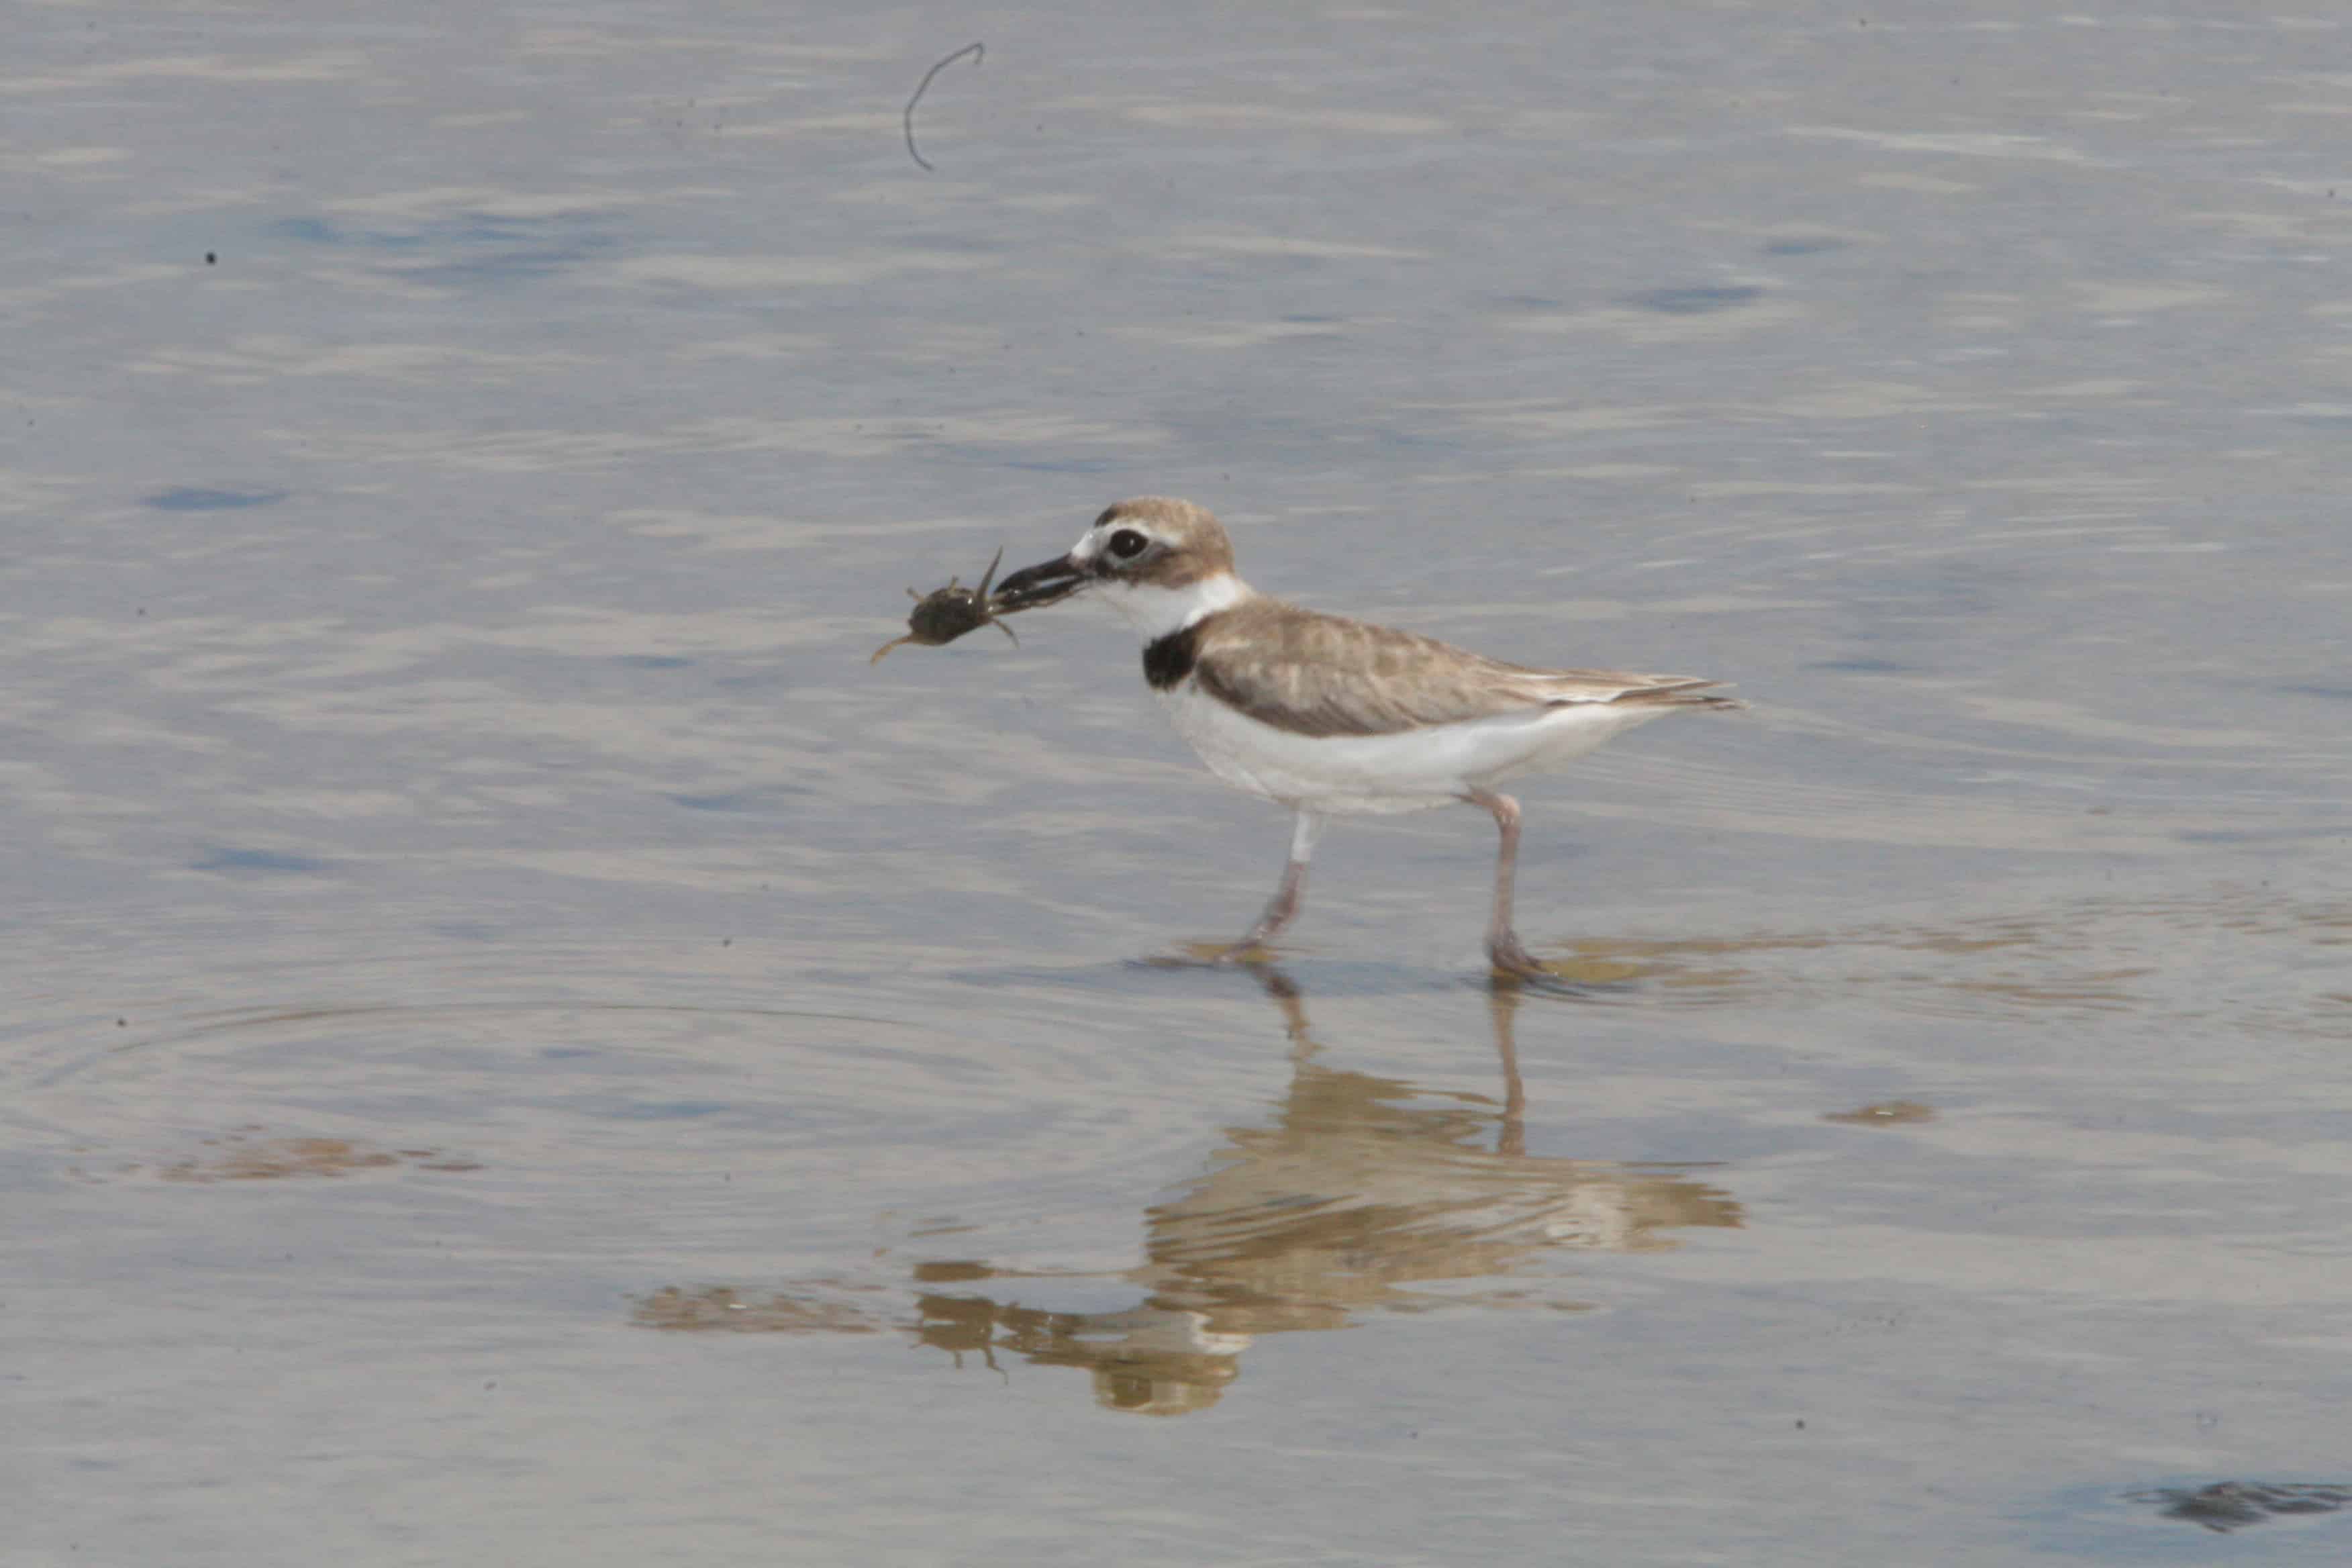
left=992, top=551, right=1088, bottom=612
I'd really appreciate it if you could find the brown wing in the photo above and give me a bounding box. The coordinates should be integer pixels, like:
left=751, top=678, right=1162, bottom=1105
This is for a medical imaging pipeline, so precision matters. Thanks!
left=1185, top=598, right=1732, bottom=738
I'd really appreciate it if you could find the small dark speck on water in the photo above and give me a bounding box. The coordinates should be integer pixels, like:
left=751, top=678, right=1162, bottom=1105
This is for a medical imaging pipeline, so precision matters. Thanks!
left=2123, top=1481, right=2352, bottom=1534
left=116, top=1018, right=126, bottom=1027
left=205, top=252, right=216, bottom=264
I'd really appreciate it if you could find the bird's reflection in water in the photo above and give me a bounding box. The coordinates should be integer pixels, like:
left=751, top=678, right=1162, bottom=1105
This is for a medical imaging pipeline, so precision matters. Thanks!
left=908, top=966, right=1741, bottom=1415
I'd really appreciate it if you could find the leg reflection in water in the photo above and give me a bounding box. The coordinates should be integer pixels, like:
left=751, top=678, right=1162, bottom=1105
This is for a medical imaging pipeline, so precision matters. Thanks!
left=899, top=961, right=1743, bottom=1415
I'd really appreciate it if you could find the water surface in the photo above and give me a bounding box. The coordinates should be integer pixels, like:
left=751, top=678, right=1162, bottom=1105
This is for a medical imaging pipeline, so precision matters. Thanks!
left=7, top=2, right=2351, bottom=1563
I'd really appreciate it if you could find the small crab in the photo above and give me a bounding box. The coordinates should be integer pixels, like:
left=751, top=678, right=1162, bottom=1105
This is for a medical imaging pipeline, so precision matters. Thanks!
left=870, top=547, right=1020, bottom=663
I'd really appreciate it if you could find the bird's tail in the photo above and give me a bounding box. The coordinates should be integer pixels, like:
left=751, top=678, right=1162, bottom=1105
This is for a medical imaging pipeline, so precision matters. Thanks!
left=1610, top=678, right=1744, bottom=712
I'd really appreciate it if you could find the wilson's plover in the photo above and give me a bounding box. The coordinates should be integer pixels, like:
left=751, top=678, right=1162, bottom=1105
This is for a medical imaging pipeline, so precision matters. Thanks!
left=995, top=498, right=1738, bottom=977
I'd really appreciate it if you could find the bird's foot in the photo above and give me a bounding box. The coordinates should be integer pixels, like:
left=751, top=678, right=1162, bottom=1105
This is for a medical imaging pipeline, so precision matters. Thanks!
left=1486, top=932, right=1560, bottom=984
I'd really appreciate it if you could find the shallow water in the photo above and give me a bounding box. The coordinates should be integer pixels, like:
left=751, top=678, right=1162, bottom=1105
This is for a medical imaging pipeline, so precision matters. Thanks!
left=8, top=2, right=2352, bottom=1563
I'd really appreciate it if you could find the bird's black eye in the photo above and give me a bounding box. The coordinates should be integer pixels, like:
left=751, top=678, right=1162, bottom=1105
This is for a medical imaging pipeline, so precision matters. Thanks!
left=1107, top=528, right=1150, bottom=560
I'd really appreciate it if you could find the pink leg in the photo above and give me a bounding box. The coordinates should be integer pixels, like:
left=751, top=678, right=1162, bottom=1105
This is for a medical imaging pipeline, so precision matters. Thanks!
left=1214, top=810, right=1324, bottom=961
left=1465, top=788, right=1546, bottom=979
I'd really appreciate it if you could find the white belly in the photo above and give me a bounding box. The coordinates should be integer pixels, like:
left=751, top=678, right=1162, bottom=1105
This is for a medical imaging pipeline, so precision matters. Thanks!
left=1164, top=683, right=1671, bottom=815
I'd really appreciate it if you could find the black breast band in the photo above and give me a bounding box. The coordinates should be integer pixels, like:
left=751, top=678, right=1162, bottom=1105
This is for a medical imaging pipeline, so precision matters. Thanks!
left=1142, top=622, right=1204, bottom=691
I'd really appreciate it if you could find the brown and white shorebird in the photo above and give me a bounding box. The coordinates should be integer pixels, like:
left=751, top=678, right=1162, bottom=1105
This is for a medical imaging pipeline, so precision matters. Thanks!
left=993, top=498, right=1739, bottom=978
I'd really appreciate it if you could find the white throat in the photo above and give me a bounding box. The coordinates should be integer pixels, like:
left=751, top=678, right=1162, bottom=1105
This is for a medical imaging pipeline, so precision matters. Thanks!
left=1096, top=571, right=1253, bottom=642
